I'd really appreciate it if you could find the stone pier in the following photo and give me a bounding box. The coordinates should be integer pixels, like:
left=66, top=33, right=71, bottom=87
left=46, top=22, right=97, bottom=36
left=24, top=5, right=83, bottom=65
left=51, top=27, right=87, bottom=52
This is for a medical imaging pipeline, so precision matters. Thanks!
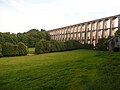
left=48, top=14, right=120, bottom=45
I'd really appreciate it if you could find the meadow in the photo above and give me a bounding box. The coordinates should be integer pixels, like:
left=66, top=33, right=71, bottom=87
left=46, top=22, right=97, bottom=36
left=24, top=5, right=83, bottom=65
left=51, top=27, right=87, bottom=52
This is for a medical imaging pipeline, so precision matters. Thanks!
left=28, top=48, right=35, bottom=55
left=0, top=49, right=120, bottom=90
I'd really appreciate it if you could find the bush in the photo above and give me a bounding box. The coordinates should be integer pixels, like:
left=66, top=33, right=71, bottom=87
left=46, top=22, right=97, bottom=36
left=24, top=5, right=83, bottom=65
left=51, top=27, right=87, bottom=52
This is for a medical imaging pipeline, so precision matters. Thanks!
left=58, top=41, right=65, bottom=51
left=35, top=40, right=82, bottom=54
left=50, top=41, right=65, bottom=52
left=65, top=40, right=81, bottom=50
left=65, top=40, right=74, bottom=50
left=18, top=42, right=28, bottom=56
left=35, top=40, right=65, bottom=54
left=35, top=41, right=45, bottom=54
left=48, top=41, right=58, bottom=52
left=35, top=40, right=95, bottom=55
left=41, top=41, right=50, bottom=53
left=52, top=41, right=60, bottom=51
left=35, top=40, right=66, bottom=54
left=13, top=45, right=19, bottom=56
left=96, top=38, right=108, bottom=51
left=2, top=42, right=28, bottom=57
left=0, top=44, right=2, bottom=57
left=81, top=43, right=94, bottom=49
left=2, top=42, right=14, bottom=56
left=0, top=42, right=28, bottom=57
left=72, top=40, right=81, bottom=49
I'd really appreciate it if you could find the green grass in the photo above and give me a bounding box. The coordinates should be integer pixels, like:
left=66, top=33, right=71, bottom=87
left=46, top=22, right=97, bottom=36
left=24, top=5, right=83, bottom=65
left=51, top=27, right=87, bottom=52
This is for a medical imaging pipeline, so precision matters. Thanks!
left=28, top=48, right=35, bottom=54
left=0, top=50, right=120, bottom=90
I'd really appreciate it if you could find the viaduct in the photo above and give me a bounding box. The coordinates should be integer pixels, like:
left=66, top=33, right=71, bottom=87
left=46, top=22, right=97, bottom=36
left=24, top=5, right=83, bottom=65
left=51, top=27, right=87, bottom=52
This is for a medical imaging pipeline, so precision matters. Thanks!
left=48, top=14, right=120, bottom=45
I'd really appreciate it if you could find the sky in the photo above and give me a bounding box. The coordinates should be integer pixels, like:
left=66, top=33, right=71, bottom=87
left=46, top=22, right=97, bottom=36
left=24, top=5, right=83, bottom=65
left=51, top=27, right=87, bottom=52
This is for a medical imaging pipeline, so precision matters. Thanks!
left=0, top=0, right=120, bottom=33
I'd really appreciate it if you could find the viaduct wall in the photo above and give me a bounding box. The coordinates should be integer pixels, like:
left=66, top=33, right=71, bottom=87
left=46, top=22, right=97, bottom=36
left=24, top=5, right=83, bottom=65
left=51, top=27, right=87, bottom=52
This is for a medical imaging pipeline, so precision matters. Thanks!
left=48, top=14, right=120, bottom=45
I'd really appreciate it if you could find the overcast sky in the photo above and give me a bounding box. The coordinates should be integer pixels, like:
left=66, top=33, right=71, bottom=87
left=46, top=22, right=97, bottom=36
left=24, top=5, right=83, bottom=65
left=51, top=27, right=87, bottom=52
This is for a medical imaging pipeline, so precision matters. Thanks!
left=0, top=0, right=120, bottom=33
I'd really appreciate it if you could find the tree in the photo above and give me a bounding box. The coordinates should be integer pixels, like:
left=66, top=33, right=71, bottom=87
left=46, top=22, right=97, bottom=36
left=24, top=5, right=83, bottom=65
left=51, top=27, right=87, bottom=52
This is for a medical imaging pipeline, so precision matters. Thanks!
left=18, top=42, right=28, bottom=56
left=28, top=37, right=36, bottom=47
left=0, top=37, right=5, bottom=45
left=0, top=29, right=51, bottom=48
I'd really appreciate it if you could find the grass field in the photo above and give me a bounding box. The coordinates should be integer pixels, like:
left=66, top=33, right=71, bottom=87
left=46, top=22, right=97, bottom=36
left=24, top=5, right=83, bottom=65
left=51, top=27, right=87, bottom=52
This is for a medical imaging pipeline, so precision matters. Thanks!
left=0, top=49, right=120, bottom=90
left=28, top=48, right=35, bottom=54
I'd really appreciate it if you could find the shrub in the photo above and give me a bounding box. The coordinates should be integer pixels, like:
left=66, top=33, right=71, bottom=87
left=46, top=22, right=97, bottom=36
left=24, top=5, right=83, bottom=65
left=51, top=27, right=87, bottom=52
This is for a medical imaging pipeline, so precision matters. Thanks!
left=35, top=40, right=94, bottom=55
left=81, top=43, right=94, bottom=49
left=72, top=40, right=81, bottom=49
left=48, top=41, right=57, bottom=52
left=18, top=42, right=28, bottom=56
left=35, top=41, right=45, bottom=54
left=58, top=41, right=65, bottom=51
left=0, top=44, right=2, bottom=57
left=1, top=42, right=28, bottom=57
left=65, top=40, right=81, bottom=50
left=65, top=40, right=74, bottom=50
left=2, top=42, right=14, bottom=56
left=41, top=41, right=50, bottom=53
left=13, top=45, right=19, bottom=56
left=96, top=38, right=108, bottom=51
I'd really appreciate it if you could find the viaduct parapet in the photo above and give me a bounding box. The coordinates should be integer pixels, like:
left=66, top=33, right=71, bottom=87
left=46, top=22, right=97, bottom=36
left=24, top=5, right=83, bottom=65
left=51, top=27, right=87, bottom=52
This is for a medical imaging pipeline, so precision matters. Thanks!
left=48, top=14, right=120, bottom=45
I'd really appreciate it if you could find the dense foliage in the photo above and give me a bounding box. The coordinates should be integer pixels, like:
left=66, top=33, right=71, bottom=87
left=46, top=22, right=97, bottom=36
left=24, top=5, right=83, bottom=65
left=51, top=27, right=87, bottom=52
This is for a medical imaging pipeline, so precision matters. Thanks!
left=0, top=29, right=51, bottom=48
left=80, top=43, right=94, bottom=49
left=0, top=44, right=2, bottom=57
left=35, top=41, right=45, bottom=54
left=35, top=40, right=94, bottom=54
left=2, top=42, right=28, bottom=57
left=95, top=28, right=120, bottom=51
left=65, top=40, right=81, bottom=50
left=2, top=42, right=14, bottom=57
left=0, top=29, right=50, bottom=57
left=35, top=40, right=66, bottom=54
left=18, top=42, right=28, bottom=56
left=95, top=38, right=108, bottom=51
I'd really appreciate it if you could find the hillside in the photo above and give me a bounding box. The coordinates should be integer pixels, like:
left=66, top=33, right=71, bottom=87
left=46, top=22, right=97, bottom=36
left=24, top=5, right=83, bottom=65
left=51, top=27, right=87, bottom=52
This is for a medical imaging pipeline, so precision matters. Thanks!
left=0, top=50, right=120, bottom=90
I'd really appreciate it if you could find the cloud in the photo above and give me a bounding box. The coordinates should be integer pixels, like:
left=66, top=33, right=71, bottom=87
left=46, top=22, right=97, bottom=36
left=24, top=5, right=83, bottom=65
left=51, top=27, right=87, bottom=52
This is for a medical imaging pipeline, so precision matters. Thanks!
left=0, top=0, right=120, bottom=33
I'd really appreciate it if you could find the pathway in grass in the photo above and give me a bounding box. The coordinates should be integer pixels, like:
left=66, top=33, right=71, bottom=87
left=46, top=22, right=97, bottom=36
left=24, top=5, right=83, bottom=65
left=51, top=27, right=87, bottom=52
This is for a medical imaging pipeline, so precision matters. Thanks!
left=0, top=50, right=120, bottom=90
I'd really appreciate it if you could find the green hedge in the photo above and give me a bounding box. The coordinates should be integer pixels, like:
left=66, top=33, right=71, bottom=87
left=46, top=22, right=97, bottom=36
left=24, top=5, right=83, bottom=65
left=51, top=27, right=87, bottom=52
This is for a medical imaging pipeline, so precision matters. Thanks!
left=0, top=44, right=2, bottom=57
left=35, top=40, right=83, bottom=54
left=95, top=38, right=108, bottom=51
left=35, top=40, right=65, bottom=54
left=18, top=42, right=28, bottom=56
left=2, top=42, right=14, bottom=57
left=2, top=42, right=28, bottom=57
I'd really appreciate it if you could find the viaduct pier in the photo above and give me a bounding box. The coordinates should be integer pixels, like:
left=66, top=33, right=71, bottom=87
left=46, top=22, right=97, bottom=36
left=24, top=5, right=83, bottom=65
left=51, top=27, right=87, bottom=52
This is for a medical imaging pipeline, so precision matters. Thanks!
left=48, top=14, right=120, bottom=45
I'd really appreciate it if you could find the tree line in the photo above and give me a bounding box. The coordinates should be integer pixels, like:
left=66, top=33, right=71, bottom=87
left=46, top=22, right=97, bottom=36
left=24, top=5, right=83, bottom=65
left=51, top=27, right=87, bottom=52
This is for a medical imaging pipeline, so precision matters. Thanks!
left=0, top=29, right=50, bottom=48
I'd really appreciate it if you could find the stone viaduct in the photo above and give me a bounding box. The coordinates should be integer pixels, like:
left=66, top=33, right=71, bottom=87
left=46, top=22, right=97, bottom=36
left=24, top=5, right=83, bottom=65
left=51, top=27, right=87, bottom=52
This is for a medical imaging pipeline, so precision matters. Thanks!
left=48, top=14, right=120, bottom=45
